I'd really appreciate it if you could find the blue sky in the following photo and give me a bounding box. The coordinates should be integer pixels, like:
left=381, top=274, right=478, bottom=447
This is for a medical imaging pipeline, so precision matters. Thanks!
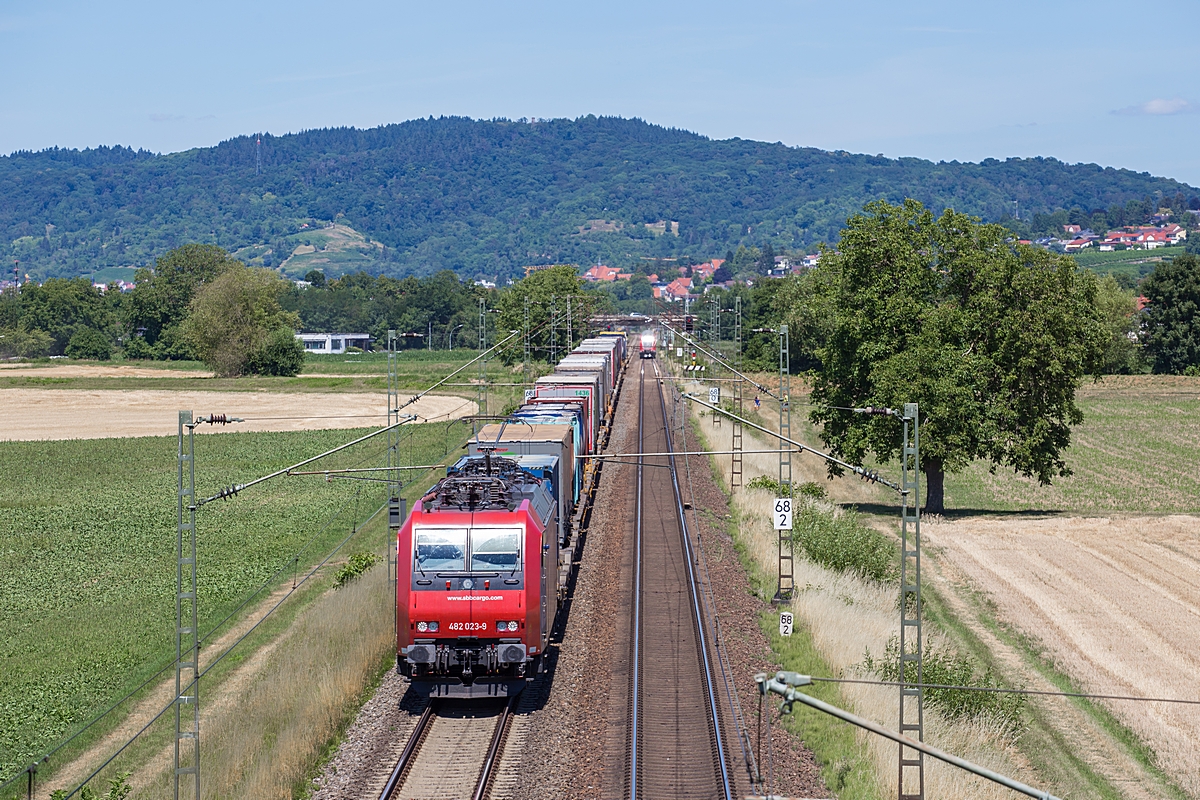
left=3, top=0, right=1198, bottom=185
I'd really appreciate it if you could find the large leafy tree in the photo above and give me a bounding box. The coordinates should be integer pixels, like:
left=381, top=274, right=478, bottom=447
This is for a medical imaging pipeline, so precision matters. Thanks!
left=125, top=244, right=240, bottom=357
left=16, top=277, right=117, bottom=354
left=1140, top=253, right=1200, bottom=374
left=808, top=200, right=1106, bottom=514
left=494, top=266, right=607, bottom=363
left=1093, top=274, right=1143, bottom=374
left=182, top=264, right=301, bottom=377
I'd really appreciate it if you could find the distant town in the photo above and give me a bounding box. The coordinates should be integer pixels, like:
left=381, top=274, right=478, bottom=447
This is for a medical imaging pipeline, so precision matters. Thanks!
left=1027, top=216, right=1190, bottom=253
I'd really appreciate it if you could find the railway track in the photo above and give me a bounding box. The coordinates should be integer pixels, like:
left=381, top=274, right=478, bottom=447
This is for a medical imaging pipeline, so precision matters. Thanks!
left=626, top=361, right=734, bottom=800
left=377, top=696, right=517, bottom=800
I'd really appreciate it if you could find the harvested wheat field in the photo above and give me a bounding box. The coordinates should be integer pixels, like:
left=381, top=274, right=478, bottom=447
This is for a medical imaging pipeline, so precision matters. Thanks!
left=0, top=389, right=476, bottom=440
left=0, top=363, right=213, bottom=378
left=925, top=515, right=1200, bottom=796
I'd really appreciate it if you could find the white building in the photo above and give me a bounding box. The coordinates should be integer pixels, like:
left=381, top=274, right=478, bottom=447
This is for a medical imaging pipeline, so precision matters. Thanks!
left=295, top=332, right=371, bottom=354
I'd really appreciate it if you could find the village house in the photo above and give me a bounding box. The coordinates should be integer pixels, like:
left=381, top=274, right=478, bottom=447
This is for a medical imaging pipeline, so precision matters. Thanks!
left=295, top=332, right=371, bottom=354
left=582, top=264, right=621, bottom=282
left=1097, top=224, right=1187, bottom=251
left=690, top=259, right=723, bottom=282
left=660, top=276, right=695, bottom=302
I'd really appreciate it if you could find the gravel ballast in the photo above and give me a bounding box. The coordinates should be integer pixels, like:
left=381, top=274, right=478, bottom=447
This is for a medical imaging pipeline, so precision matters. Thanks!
left=308, top=362, right=829, bottom=799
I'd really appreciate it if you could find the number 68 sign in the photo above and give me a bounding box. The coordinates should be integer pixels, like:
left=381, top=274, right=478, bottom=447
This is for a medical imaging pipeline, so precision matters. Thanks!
left=773, top=497, right=793, bottom=530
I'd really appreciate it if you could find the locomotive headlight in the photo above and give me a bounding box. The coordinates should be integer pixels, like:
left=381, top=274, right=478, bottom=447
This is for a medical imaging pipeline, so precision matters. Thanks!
left=428, top=621, right=439, bottom=632
left=416, top=621, right=428, bottom=633
left=498, top=620, right=519, bottom=632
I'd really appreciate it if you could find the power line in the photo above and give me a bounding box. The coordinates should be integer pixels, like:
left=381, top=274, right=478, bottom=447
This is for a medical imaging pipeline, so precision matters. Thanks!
left=809, top=676, right=1200, bottom=706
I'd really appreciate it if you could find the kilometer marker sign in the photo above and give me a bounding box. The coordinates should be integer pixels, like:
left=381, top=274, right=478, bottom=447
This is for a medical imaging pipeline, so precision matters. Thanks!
left=774, top=497, right=793, bottom=530
left=779, top=611, right=793, bottom=637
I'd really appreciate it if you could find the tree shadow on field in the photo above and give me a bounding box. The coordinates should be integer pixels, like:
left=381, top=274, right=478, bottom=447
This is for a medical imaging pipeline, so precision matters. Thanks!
left=846, top=501, right=1068, bottom=520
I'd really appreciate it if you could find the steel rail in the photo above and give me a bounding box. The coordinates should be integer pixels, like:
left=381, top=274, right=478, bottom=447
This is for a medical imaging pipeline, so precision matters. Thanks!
left=472, top=695, right=519, bottom=800
left=628, top=362, right=645, bottom=800
left=654, top=367, right=734, bottom=800
left=582, top=448, right=792, bottom=458
left=378, top=702, right=436, bottom=800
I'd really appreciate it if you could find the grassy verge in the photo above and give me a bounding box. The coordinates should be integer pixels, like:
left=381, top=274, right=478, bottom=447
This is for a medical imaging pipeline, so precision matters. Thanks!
left=690, top=412, right=881, bottom=799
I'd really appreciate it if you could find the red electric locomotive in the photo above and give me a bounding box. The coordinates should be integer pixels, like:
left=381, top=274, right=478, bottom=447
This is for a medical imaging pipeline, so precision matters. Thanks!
left=396, top=453, right=559, bottom=697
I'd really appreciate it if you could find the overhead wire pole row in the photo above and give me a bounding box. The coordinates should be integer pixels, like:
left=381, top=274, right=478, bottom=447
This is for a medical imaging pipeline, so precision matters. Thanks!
left=680, top=394, right=900, bottom=491
left=10, top=335, right=533, bottom=799
left=162, top=331, right=525, bottom=799
left=658, top=318, right=781, bottom=401
left=198, top=330, right=523, bottom=504
left=681, top=389, right=928, bottom=796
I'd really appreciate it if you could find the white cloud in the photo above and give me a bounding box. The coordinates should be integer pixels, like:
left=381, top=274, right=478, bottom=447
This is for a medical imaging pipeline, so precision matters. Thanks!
left=1112, top=97, right=1200, bottom=116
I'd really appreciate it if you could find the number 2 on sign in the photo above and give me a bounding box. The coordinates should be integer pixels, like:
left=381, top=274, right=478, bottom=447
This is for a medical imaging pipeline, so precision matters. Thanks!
left=774, top=498, right=792, bottom=530
left=779, top=612, right=793, bottom=637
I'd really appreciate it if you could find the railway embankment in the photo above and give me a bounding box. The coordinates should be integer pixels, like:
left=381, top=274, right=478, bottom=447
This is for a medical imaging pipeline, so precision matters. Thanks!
left=680, top=368, right=1192, bottom=800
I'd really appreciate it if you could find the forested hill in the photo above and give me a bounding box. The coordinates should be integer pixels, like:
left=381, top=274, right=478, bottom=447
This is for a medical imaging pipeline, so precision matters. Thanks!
left=3, top=115, right=1195, bottom=282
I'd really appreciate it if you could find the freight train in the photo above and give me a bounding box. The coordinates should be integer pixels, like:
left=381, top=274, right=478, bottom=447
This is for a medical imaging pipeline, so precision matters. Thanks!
left=396, top=331, right=629, bottom=697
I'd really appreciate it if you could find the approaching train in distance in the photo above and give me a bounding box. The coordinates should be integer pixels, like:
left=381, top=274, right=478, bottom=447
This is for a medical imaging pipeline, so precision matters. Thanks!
left=639, top=330, right=656, bottom=358
left=396, top=331, right=627, bottom=697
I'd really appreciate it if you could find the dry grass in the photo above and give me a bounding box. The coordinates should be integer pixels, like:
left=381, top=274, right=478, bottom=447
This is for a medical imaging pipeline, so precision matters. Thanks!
left=925, top=514, right=1200, bottom=797
left=682, top=385, right=1035, bottom=799
left=129, top=561, right=394, bottom=799
left=733, top=484, right=1031, bottom=799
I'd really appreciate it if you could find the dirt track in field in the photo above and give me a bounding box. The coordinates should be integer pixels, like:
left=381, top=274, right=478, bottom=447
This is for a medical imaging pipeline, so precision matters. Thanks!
left=0, top=389, right=476, bottom=440
left=925, top=514, right=1200, bottom=796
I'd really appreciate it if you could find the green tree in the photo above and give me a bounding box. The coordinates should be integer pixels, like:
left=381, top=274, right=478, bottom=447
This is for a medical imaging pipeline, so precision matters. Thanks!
left=757, top=242, right=777, bottom=274
left=0, top=325, right=54, bottom=358
left=65, top=327, right=113, bottom=360
left=304, top=269, right=326, bottom=288
left=17, top=277, right=114, bottom=354
left=125, top=244, right=240, bottom=357
left=1094, top=275, right=1143, bottom=374
left=1141, top=253, right=1200, bottom=374
left=807, top=200, right=1106, bottom=514
left=182, top=264, right=301, bottom=376
left=247, top=325, right=305, bottom=376
left=494, top=266, right=603, bottom=363
left=730, top=245, right=762, bottom=276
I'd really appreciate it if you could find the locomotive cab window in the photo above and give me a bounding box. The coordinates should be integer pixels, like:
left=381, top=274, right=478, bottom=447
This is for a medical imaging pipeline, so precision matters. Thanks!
left=470, top=527, right=521, bottom=572
left=414, top=527, right=467, bottom=572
